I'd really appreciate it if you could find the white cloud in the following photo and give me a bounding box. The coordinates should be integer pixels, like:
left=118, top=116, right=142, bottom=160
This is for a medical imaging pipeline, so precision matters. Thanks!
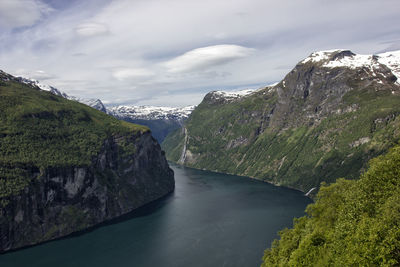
left=112, top=68, right=155, bottom=81
left=0, top=0, right=52, bottom=29
left=164, top=45, right=255, bottom=73
left=75, top=22, right=109, bottom=37
left=134, top=92, right=206, bottom=107
left=14, top=69, right=55, bottom=80
left=28, top=70, right=55, bottom=80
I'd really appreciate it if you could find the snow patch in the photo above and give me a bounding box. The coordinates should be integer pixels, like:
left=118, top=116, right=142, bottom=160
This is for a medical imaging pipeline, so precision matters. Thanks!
left=301, top=49, right=400, bottom=84
left=70, top=98, right=107, bottom=112
left=323, top=50, right=400, bottom=83
left=212, top=89, right=255, bottom=99
left=20, top=77, right=69, bottom=98
left=377, top=50, right=400, bottom=83
left=323, top=54, right=375, bottom=69
left=301, top=49, right=347, bottom=64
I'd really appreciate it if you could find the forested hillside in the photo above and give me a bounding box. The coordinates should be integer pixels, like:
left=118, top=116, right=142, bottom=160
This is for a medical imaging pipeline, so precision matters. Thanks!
left=262, top=143, right=400, bottom=266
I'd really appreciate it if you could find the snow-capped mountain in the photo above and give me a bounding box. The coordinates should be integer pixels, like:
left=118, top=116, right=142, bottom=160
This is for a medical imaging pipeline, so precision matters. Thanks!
left=107, top=105, right=195, bottom=122
left=205, top=84, right=280, bottom=104
left=300, top=49, right=400, bottom=85
left=107, top=105, right=195, bottom=142
left=19, top=77, right=69, bottom=98
left=69, top=97, right=107, bottom=113
left=208, top=89, right=255, bottom=101
left=17, top=76, right=107, bottom=112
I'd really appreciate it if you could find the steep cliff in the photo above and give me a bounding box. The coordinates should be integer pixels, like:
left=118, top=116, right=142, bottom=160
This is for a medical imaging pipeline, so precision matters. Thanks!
left=163, top=49, right=400, bottom=192
left=0, top=70, right=174, bottom=252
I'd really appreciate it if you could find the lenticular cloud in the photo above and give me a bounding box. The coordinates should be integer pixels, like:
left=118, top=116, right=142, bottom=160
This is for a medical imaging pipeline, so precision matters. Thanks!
left=165, top=45, right=255, bottom=73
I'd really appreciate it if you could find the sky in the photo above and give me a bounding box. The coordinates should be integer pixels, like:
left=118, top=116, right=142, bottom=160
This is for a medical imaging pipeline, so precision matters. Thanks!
left=0, top=0, right=400, bottom=107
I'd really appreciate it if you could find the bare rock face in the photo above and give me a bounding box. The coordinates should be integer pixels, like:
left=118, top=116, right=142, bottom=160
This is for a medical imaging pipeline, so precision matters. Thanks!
left=0, top=131, right=174, bottom=252
left=270, top=50, right=399, bottom=129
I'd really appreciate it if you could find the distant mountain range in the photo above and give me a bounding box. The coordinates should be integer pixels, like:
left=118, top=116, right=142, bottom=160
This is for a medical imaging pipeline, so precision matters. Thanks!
left=163, top=49, right=400, bottom=193
left=107, top=105, right=195, bottom=142
left=107, top=105, right=194, bottom=121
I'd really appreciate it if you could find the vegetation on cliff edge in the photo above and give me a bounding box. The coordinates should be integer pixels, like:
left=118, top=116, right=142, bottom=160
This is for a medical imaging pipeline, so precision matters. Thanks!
left=262, top=143, right=400, bottom=266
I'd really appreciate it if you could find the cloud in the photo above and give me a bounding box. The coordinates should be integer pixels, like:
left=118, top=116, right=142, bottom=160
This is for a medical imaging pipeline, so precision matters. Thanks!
left=1, top=0, right=400, bottom=107
left=29, top=70, right=56, bottom=80
left=75, top=22, right=109, bottom=37
left=14, top=69, right=56, bottom=80
left=0, top=0, right=52, bottom=29
left=134, top=92, right=206, bottom=107
left=112, top=68, right=155, bottom=81
left=164, top=45, right=255, bottom=73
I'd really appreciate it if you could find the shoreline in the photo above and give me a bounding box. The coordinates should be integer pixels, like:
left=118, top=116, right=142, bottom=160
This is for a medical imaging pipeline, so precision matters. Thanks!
left=168, top=161, right=315, bottom=200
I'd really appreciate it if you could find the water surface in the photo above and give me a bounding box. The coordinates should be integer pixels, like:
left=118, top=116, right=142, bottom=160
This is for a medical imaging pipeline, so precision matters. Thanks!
left=0, top=164, right=311, bottom=267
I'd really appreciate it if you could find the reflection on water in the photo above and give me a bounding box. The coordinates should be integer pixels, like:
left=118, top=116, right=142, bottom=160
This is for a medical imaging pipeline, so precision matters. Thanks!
left=0, top=164, right=311, bottom=267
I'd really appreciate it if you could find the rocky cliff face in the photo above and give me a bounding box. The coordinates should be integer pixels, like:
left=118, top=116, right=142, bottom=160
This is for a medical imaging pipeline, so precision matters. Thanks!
left=269, top=50, right=398, bottom=129
left=163, top=49, right=400, bottom=192
left=0, top=132, right=173, bottom=252
left=0, top=71, right=174, bottom=252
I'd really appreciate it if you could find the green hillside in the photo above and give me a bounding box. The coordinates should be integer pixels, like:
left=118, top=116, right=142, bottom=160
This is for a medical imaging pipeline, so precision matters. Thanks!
left=0, top=73, right=148, bottom=203
left=262, top=143, right=400, bottom=266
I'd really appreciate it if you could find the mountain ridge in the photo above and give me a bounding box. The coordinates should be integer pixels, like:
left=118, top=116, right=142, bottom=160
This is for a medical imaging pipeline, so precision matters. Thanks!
left=107, top=105, right=195, bottom=122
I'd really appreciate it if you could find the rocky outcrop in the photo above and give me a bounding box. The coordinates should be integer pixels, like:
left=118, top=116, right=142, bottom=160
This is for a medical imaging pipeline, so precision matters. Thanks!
left=0, top=131, right=174, bottom=252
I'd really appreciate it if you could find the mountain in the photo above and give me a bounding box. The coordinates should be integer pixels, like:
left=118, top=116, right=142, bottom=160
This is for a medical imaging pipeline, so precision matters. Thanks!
left=18, top=76, right=69, bottom=98
left=108, top=105, right=195, bottom=121
left=205, top=88, right=256, bottom=102
left=262, top=143, right=400, bottom=266
left=162, top=49, right=400, bottom=193
left=70, top=97, right=107, bottom=113
left=108, top=105, right=195, bottom=143
left=18, top=76, right=107, bottom=113
left=0, top=70, right=174, bottom=252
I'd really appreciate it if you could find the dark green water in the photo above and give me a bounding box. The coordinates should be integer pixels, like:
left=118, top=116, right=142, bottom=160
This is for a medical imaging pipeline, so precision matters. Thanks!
left=0, top=164, right=311, bottom=267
